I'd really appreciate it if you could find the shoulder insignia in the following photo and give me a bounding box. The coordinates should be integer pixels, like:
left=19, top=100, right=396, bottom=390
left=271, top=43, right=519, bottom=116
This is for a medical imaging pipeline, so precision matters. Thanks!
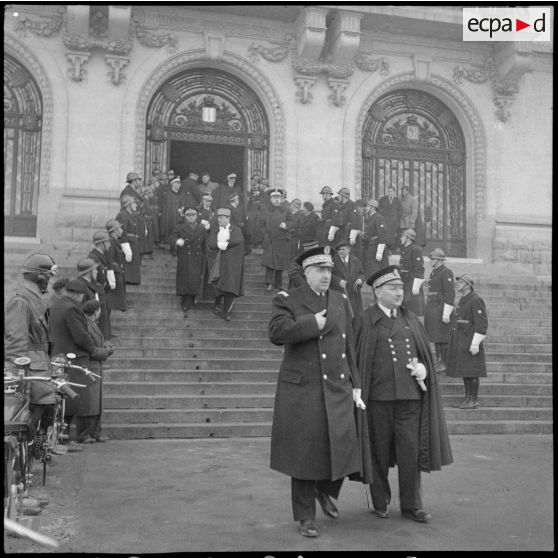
left=277, top=290, right=289, bottom=297
left=477, top=309, right=482, bottom=314
left=448, top=277, right=453, bottom=281
left=342, top=293, right=348, bottom=299
left=380, top=223, right=384, bottom=227
left=417, top=257, right=421, bottom=260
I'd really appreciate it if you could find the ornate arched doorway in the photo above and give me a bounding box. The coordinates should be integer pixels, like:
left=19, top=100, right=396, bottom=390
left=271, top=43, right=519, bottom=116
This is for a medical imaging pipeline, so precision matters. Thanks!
left=4, top=53, right=43, bottom=237
left=145, top=68, right=269, bottom=193
left=362, top=89, right=466, bottom=256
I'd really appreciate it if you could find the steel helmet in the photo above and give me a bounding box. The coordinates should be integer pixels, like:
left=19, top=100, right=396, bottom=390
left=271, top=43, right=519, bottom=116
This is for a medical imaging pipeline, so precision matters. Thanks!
left=92, top=230, right=111, bottom=244
left=126, top=171, right=140, bottom=183
left=320, top=186, right=333, bottom=195
left=121, top=194, right=135, bottom=208
left=429, top=248, right=446, bottom=260
left=401, top=228, right=416, bottom=241
left=76, top=258, right=99, bottom=276
left=106, top=219, right=121, bottom=233
left=21, top=253, right=58, bottom=276
left=338, top=187, right=351, bottom=198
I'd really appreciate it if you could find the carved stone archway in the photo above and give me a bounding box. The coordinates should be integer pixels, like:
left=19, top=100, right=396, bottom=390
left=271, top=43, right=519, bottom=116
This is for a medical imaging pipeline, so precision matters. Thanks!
left=135, top=49, right=286, bottom=188
left=355, top=72, right=487, bottom=220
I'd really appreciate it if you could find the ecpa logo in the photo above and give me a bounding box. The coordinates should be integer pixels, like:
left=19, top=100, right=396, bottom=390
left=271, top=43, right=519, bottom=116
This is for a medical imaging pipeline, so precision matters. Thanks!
left=463, top=7, right=551, bottom=41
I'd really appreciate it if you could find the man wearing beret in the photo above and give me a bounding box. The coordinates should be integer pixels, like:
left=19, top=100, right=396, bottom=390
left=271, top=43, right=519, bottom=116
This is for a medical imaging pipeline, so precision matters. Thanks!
left=446, top=273, right=488, bottom=409
left=353, top=265, right=452, bottom=523
left=269, top=245, right=366, bottom=538
left=424, top=249, right=455, bottom=373
left=206, top=207, right=245, bottom=321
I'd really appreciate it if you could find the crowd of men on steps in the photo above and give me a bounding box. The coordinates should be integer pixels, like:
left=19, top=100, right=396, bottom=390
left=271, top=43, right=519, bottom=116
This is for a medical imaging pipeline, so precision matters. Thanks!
left=4, top=168, right=488, bottom=525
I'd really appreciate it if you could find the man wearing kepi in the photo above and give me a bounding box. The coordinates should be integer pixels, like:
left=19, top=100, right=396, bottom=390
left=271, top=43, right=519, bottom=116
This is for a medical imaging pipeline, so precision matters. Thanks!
left=268, top=245, right=366, bottom=538
left=353, top=265, right=452, bottom=523
left=424, top=248, right=455, bottom=373
left=446, top=273, right=488, bottom=409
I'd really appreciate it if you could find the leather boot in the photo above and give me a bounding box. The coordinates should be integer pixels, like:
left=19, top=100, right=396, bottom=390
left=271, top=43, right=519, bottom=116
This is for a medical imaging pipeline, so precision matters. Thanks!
left=461, top=378, right=479, bottom=409
left=454, top=378, right=471, bottom=408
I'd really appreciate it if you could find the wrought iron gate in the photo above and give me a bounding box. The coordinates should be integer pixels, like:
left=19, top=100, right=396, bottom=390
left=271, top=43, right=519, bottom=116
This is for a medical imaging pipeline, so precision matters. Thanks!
left=4, top=54, right=42, bottom=237
left=362, top=89, right=466, bottom=256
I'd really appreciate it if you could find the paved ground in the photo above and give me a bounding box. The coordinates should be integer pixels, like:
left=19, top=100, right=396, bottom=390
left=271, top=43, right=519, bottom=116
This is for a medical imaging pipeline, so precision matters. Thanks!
left=5, top=434, right=553, bottom=553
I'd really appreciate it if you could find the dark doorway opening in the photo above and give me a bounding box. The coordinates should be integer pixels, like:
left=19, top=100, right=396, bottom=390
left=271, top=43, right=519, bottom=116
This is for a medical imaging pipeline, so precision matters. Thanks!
left=169, top=141, right=245, bottom=191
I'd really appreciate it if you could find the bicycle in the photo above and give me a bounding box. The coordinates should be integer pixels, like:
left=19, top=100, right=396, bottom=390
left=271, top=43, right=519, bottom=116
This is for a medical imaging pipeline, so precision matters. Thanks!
left=30, top=353, right=98, bottom=486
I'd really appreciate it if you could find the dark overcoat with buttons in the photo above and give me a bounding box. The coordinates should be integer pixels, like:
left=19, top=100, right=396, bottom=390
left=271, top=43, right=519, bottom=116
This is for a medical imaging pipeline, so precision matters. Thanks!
left=334, top=199, right=360, bottom=245
left=115, top=209, right=141, bottom=285
left=447, top=290, right=488, bottom=378
left=320, top=198, right=341, bottom=246
left=424, top=264, right=455, bottom=343
left=362, top=212, right=389, bottom=277
left=399, top=240, right=425, bottom=316
left=268, top=283, right=362, bottom=481
left=169, top=221, right=206, bottom=296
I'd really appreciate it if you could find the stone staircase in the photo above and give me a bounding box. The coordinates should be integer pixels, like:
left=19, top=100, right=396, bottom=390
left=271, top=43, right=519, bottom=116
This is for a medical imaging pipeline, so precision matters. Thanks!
left=3, top=243, right=552, bottom=436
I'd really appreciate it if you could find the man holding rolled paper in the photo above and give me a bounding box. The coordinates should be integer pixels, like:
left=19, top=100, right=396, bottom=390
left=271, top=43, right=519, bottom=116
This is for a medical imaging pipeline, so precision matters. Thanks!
left=353, top=265, right=452, bottom=524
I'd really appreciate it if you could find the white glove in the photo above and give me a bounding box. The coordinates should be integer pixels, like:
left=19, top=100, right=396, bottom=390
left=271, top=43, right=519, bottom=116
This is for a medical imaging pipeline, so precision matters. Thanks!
left=279, top=222, right=287, bottom=230
left=121, top=242, right=132, bottom=263
left=442, top=303, right=453, bottom=324
left=406, top=359, right=427, bottom=391
left=106, top=269, right=116, bottom=290
left=470, top=332, right=486, bottom=355
left=217, top=226, right=230, bottom=251
left=376, top=244, right=385, bottom=262
left=352, top=388, right=366, bottom=410
left=339, top=279, right=347, bottom=289
left=176, top=238, right=185, bottom=247
left=349, top=229, right=359, bottom=246
left=412, top=277, right=424, bottom=296
left=314, top=309, right=327, bottom=330
left=328, top=225, right=339, bottom=242
left=200, top=219, right=210, bottom=230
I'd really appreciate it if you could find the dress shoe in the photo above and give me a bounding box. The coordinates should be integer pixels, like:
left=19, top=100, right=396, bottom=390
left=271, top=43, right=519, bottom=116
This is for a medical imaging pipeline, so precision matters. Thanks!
left=402, top=509, right=431, bottom=523
left=266, top=284, right=273, bottom=291
left=79, top=436, right=96, bottom=444
left=65, top=441, right=84, bottom=452
left=93, top=436, right=109, bottom=442
left=22, top=505, right=42, bottom=516
left=299, top=519, right=319, bottom=538
left=223, top=312, right=231, bottom=322
left=315, top=489, right=339, bottom=519
left=372, top=508, right=389, bottom=519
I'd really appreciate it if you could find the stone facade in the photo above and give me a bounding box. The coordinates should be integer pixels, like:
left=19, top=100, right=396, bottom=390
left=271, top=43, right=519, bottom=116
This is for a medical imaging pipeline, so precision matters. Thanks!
left=3, top=4, right=552, bottom=264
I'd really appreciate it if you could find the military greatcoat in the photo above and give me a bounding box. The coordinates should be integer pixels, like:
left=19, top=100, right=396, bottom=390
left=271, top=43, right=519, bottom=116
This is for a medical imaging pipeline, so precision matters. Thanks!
left=116, top=209, right=141, bottom=285
left=106, top=237, right=127, bottom=311
left=320, top=198, right=340, bottom=246
left=261, top=205, right=291, bottom=271
left=334, top=199, right=360, bottom=245
left=447, top=291, right=488, bottom=378
left=169, top=221, right=206, bottom=296
left=399, top=240, right=425, bottom=316
left=268, top=284, right=361, bottom=481
left=362, top=212, right=389, bottom=277
left=424, top=264, right=455, bottom=343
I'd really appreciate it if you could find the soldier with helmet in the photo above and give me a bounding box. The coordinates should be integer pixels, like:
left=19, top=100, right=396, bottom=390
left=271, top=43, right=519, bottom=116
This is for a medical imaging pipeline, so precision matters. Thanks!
left=424, top=248, right=455, bottom=373
left=362, top=199, right=389, bottom=277
left=88, top=231, right=114, bottom=338
left=75, top=258, right=101, bottom=302
left=399, top=228, right=425, bottom=316
left=4, top=253, right=59, bottom=435
left=318, top=185, right=340, bottom=247
left=329, top=188, right=360, bottom=248
left=116, top=195, right=141, bottom=285
left=105, top=219, right=128, bottom=312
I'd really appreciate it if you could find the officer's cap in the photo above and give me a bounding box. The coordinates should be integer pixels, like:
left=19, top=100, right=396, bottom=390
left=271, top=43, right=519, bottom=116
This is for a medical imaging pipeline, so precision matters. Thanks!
left=296, top=245, right=334, bottom=270
left=183, top=207, right=198, bottom=216
left=336, top=241, right=350, bottom=250
left=366, top=265, right=404, bottom=288
left=227, top=172, right=237, bottom=179
left=269, top=189, right=284, bottom=198
left=217, top=208, right=231, bottom=217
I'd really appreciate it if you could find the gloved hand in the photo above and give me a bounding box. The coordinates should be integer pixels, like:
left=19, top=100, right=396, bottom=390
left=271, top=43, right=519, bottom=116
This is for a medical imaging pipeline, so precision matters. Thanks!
left=469, top=344, right=479, bottom=355
left=328, top=226, right=339, bottom=242
left=349, top=229, right=359, bottom=246
left=121, top=242, right=132, bottom=263
left=442, top=303, right=453, bottom=324
left=470, top=332, right=486, bottom=355
left=279, top=222, right=287, bottom=230
left=176, top=238, right=185, bottom=247
left=339, top=279, right=347, bottom=289
left=200, top=219, right=210, bottom=230
left=352, top=388, right=366, bottom=410
left=314, top=309, right=327, bottom=330
left=412, top=277, right=424, bottom=296
left=106, top=269, right=116, bottom=290
left=353, top=279, right=362, bottom=292
left=376, top=244, right=385, bottom=262
left=406, top=358, right=427, bottom=391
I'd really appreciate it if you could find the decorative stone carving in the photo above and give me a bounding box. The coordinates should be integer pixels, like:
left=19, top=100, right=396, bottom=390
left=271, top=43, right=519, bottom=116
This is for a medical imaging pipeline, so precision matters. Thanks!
left=355, top=72, right=487, bottom=219
left=14, top=10, right=64, bottom=38
left=493, top=97, right=515, bottom=123
left=135, top=49, right=286, bottom=189
left=66, top=50, right=90, bottom=82
left=134, top=24, right=177, bottom=53
left=324, top=10, right=363, bottom=64
left=203, top=32, right=226, bottom=61
left=294, top=76, right=318, bottom=104
left=453, top=59, right=493, bottom=84
left=354, top=52, right=390, bottom=76
left=294, top=7, right=328, bottom=61
left=248, top=34, right=295, bottom=64
left=327, top=78, right=349, bottom=107
left=105, top=55, right=129, bottom=86
left=62, top=33, right=133, bottom=56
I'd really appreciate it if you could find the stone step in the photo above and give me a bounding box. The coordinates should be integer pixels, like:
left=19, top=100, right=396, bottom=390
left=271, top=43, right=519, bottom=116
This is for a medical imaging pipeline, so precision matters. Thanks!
left=445, top=420, right=552, bottom=435
left=443, top=407, right=552, bottom=421
left=111, top=317, right=270, bottom=328
left=484, top=352, right=552, bottom=363
left=103, top=369, right=551, bottom=385
left=111, top=337, right=274, bottom=348
left=112, top=347, right=282, bottom=359
left=109, top=328, right=270, bottom=338
left=483, top=343, right=552, bottom=353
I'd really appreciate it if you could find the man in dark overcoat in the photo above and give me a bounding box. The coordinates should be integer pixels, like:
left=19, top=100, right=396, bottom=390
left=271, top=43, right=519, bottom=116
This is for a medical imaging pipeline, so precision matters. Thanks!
left=378, top=186, right=403, bottom=252
left=331, top=242, right=365, bottom=321
left=424, top=248, right=455, bottom=373
left=446, top=273, right=488, bottom=409
left=180, top=172, right=202, bottom=207
left=160, top=176, right=186, bottom=254
left=116, top=195, right=141, bottom=285
left=260, top=189, right=291, bottom=291
left=399, top=228, right=425, bottom=316
left=105, top=219, right=128, bottom=312
left=88, top=231, right=113, bottom=339
left=206, top=207, right=245, bottom=321
left=75, top=258, right=102, bottom=303
left=362, top=199, right=389, bottom=277
left=330, top=187, right=360, bottom=248
left=120, top=172, right=153, bottom=257
left=353, top=265, right=453, bottom=523
left=169, top=206, right=207, bottom=313
left=319, top=186, right=340, bottom=247
left=268, top=245, right=366, bottom=538
left=212, top=172, right=242, bottom=211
